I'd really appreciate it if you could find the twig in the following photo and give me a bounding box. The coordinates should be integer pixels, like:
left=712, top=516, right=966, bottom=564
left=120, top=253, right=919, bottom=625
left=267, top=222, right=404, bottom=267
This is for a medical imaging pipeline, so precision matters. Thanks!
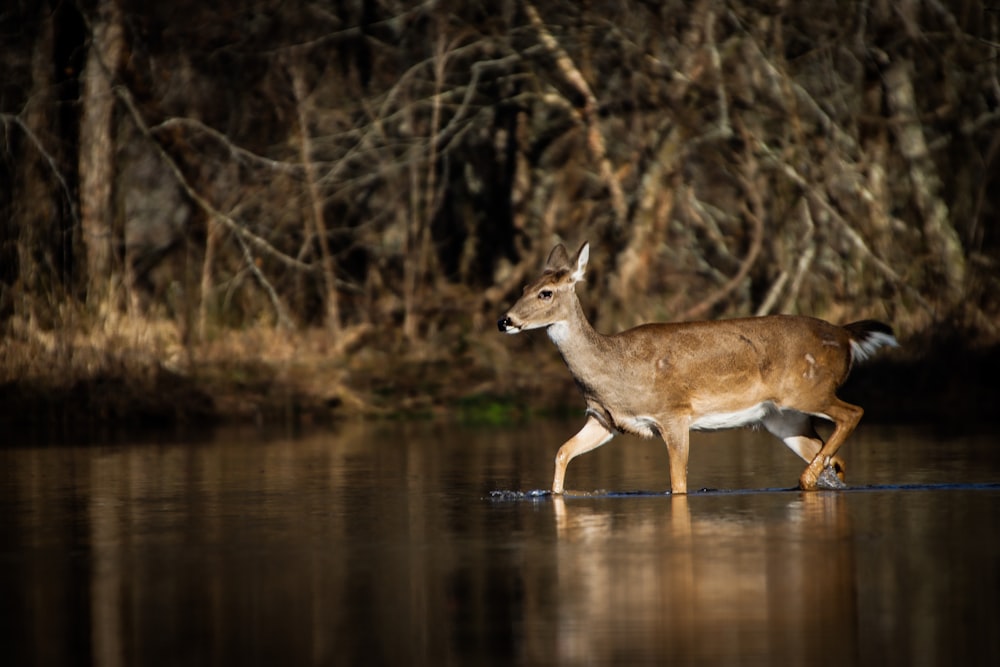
left=705, top=9, right=731, bottom=138
left=523, top=1, right=627, bottom=225
left=755, top=197, right=817, bottom=317
left=151, top=117, right=302, bottom=173
left=113, top=83, right=313, bottom=273
left=884, top=59, right=966, bottom=300
left=735, top=20, right=861, bottom=157
left=290, top=57, right=341, bottom=333
left=781, top=198, right=819, bottom=314
left=682, top=140, right=765, bottom=320
left=751, top=133, right=932, bottom=312
left=684, top=186, right=738, bottom=271
left=755, top=270, right=788, bottom=316
left=0, top=112, right=80, bottom=227
left=232, top=231, right=293, bottom=329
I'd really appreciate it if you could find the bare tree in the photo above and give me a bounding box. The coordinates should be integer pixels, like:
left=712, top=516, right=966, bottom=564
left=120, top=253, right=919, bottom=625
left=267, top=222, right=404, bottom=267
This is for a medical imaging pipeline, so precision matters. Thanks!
left=79, top=0, right=125, bottom=312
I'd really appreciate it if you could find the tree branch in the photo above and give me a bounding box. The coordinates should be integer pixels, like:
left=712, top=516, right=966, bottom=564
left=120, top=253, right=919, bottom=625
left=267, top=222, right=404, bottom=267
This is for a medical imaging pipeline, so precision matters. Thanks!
left=0, top=112, right=80, bottom=227
left=681, top=148, right=765, bottom=321
left=113, top=83, right=314, bottom=273
left=523, top=1, right=627, bottom=225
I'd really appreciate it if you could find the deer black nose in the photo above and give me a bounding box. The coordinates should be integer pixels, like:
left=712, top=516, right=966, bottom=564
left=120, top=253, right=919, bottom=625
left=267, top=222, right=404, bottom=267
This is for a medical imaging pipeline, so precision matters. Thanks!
left=498, top=316, right=512, bottom=332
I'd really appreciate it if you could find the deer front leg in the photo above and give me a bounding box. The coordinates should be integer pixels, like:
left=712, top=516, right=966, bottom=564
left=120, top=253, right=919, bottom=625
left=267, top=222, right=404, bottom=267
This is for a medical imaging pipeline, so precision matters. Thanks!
left=660, top=421, right=691, bottom=494
left=552, top=416, right=614, bottom=494
left=799, top=400, right=863, bottom=490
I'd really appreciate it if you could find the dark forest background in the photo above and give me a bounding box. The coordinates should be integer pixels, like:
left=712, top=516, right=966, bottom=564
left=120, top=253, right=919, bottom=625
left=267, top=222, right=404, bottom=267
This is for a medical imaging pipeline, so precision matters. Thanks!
left=1, top=0, right=998, bottom=425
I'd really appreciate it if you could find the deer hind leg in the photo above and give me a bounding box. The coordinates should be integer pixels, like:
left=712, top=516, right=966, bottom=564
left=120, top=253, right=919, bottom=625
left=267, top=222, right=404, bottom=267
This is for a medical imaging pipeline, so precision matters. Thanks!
left=762, top=409, right=847, bottom=482
left=552, top=416, right=614, bottom=494
left=798, top=399, right=863, bottom=490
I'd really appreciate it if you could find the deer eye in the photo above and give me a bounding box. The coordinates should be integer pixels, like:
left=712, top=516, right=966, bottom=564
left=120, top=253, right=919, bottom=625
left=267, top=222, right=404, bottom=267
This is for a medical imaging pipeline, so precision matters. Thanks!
left=539, top=289, right=553, bottom=300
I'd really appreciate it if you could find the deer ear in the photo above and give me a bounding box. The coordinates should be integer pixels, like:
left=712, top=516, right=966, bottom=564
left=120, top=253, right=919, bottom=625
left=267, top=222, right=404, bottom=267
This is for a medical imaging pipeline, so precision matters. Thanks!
left=571, top=242, right=590, bottom=283
left=545, top=244, right=571, bottom=271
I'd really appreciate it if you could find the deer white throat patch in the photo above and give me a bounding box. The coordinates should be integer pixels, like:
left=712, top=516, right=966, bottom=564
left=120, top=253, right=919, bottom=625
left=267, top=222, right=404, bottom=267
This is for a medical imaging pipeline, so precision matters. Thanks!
left=546, top=321, right=571, bottom=344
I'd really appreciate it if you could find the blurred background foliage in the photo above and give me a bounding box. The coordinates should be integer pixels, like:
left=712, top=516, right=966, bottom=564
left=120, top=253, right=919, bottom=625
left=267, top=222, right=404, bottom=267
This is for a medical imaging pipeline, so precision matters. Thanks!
left=1, top=0, right=998, bottom=422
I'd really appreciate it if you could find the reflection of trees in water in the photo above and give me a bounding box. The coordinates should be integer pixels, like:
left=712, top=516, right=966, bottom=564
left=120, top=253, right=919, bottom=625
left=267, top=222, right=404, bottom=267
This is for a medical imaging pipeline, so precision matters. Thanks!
left=5, top=425, right=998, bottom=665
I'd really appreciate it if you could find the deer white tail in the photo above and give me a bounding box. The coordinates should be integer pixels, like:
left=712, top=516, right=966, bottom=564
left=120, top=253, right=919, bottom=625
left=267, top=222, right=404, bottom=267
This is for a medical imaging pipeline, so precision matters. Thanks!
left=844, top=320, right=899, bottom=364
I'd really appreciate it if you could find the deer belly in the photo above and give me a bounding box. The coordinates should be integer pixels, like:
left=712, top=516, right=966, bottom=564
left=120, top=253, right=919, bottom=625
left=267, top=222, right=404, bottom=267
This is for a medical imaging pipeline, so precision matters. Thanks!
left=617, top=415, right=663, bottom=438
left=690, top=402, right=774, bottom=431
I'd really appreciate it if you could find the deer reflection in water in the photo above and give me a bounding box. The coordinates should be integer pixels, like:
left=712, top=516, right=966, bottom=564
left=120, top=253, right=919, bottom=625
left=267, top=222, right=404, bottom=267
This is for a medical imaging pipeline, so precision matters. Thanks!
left=547, top=491, right=858, bottom=664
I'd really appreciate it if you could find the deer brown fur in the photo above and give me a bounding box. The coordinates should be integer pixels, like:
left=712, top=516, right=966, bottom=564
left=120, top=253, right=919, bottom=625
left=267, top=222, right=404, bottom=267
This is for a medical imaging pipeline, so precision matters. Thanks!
left=498, top=242, right=898, bottom=493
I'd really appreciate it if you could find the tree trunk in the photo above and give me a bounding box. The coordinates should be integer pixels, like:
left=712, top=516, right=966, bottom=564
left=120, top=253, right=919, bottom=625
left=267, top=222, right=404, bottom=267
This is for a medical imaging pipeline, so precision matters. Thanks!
left=17, top=11, right=59, bottom=308
left=79, top=0, right=124, bottom=312
left=290, top=61, right=341, bottom=334
left=884, top=58, right=966, bottom=305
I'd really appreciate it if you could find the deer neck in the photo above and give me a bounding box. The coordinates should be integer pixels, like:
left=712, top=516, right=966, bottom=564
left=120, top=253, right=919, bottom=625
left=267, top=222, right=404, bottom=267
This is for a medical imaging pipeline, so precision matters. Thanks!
left=546, top=295, right=609, bottom=378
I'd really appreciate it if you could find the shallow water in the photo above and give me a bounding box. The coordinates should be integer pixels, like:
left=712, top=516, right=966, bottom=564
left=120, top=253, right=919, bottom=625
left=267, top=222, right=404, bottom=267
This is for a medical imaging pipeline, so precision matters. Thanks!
left=2, top=420, right=998, bottom=666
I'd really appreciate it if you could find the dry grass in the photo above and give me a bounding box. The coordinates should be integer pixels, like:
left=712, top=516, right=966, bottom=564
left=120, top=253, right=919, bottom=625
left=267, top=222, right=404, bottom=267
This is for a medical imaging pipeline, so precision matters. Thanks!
left=0, top=305, right=575, bottom=429
left=3, top=291, right=997, bottom=431
left=0, top=310, right=368, bottom=427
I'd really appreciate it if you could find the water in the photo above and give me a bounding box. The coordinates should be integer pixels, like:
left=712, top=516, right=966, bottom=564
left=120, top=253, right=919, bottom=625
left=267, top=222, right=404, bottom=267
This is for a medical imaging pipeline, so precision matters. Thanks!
left=2, top=420, right=998, bottom=666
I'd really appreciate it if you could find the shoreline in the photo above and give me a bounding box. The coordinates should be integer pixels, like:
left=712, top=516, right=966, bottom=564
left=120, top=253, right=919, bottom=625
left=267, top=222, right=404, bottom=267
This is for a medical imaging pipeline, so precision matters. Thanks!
left=2, top=325, right=997, bottom=436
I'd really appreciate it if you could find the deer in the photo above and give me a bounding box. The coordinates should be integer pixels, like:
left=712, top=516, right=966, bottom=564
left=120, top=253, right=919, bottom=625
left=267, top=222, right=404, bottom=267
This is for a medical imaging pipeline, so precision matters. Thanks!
left=497, top=242, right=898, bottom=494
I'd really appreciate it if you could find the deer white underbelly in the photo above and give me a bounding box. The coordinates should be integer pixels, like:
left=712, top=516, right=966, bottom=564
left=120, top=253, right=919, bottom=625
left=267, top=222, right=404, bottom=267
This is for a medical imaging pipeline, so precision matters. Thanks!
left=690, top=402, right=774, bottom=431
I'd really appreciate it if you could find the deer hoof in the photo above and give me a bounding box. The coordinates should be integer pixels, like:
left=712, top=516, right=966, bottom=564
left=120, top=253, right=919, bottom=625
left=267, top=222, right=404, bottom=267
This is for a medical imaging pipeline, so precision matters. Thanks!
left=816, top=465, right=848, bottom=490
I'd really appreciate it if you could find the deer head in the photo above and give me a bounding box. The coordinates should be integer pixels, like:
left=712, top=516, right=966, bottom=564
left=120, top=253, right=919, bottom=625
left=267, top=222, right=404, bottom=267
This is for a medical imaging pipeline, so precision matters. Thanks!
left=498, top=242, right=589, bottom=335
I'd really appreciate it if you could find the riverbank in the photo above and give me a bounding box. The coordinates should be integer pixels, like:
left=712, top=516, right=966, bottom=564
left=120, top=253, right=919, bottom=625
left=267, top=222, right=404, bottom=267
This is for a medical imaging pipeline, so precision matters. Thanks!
left=1, top=315, right=997, bottom=435
left=0, top=314, right=572, bottom=433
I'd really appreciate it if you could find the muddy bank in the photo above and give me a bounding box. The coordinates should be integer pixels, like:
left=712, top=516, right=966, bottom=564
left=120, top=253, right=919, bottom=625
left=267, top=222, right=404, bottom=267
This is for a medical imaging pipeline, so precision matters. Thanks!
left=1, top=326, right=997, bottom=436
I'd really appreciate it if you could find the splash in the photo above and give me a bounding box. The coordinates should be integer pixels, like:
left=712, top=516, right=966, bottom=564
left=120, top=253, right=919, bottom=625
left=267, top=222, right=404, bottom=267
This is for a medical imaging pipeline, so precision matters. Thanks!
left=487, top=489, right=551, bottom=501
left=816, top=465, right=848, bottom=490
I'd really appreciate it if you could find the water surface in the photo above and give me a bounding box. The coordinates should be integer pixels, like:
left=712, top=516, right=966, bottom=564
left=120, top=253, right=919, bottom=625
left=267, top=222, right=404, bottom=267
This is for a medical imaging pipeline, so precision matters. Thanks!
left=2, top=420, right=998, bottom=666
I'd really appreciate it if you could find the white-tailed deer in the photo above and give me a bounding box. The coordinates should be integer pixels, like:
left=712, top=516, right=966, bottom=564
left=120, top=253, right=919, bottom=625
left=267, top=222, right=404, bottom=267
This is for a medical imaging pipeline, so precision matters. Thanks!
left=498, top=242, right=898, bottom=493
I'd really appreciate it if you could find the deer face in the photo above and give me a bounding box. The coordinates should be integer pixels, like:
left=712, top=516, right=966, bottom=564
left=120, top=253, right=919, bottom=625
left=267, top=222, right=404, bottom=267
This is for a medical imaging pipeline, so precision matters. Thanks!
left=498, top=243, right=589, bottom=334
